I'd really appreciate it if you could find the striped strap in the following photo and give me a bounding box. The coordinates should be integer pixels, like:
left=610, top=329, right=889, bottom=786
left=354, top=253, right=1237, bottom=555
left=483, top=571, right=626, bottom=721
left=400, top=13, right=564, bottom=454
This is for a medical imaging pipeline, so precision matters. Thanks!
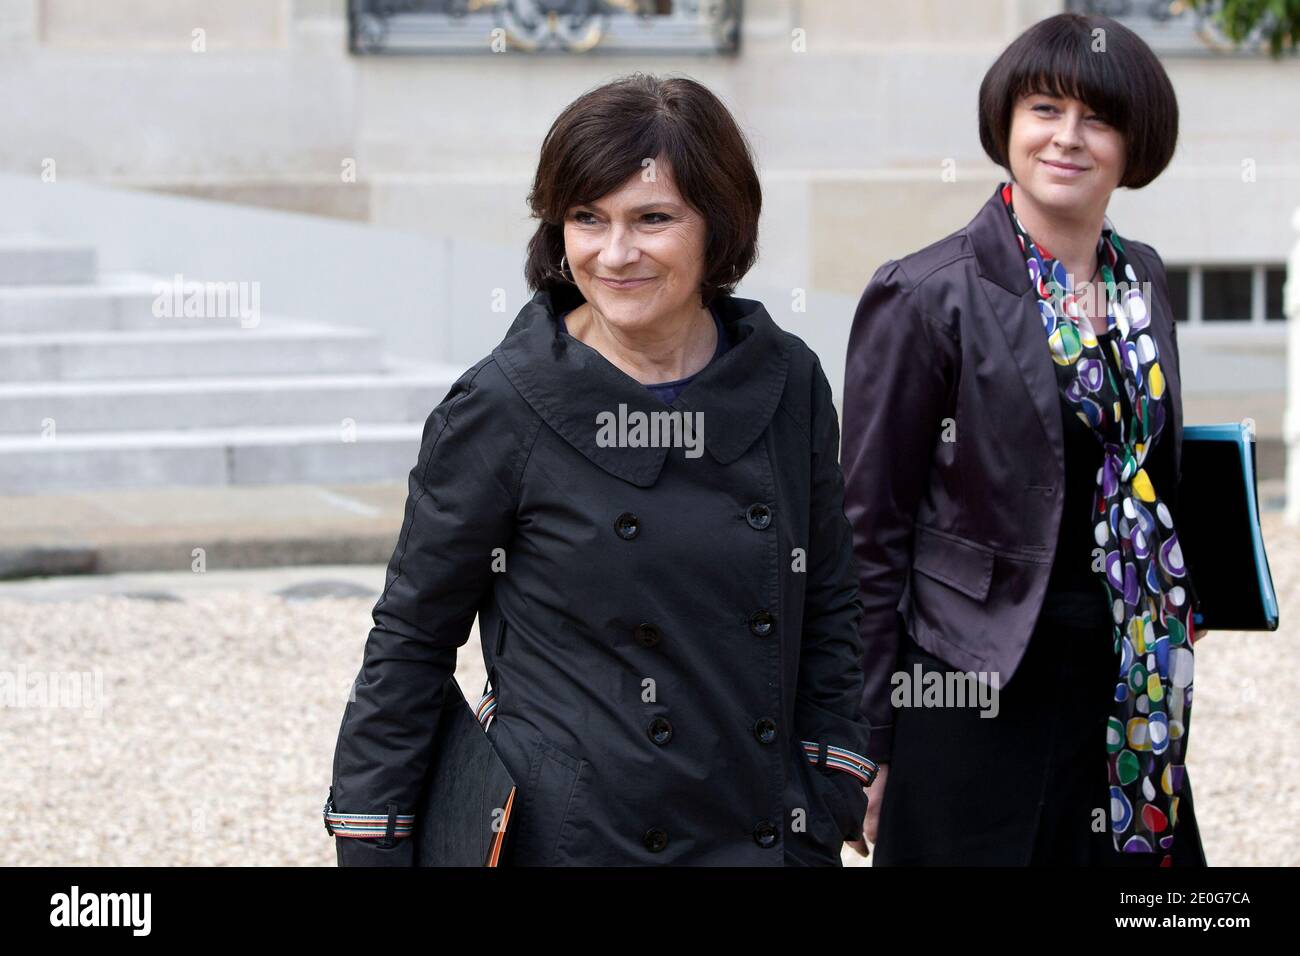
left=801, top=740, right=878, bottom=787
left=322, top=791, right=414, bottom=840
left=476, top=689, right=496, bottom=729
left=324, top=810, right=414, bottom=839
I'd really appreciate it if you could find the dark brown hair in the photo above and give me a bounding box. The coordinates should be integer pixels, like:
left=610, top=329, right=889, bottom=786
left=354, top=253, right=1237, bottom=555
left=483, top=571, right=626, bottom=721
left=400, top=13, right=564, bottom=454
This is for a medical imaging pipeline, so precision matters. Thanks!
left=525, top=73, right=761, bottom=307
left=978, top=13, right=1178, bottom=189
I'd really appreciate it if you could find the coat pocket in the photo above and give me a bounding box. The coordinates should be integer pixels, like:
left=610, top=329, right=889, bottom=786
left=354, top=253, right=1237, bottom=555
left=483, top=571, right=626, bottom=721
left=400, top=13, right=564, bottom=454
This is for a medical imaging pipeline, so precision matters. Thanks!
left=911, top=524, right=994, bottom=603
left=509, top=733, right=588, bottom=866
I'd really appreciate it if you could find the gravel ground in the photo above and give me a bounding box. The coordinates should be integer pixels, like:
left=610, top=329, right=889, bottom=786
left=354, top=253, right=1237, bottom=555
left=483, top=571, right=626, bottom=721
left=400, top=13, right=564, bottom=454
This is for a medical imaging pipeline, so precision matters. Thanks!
left=1, top=513, right=1296, bottom=866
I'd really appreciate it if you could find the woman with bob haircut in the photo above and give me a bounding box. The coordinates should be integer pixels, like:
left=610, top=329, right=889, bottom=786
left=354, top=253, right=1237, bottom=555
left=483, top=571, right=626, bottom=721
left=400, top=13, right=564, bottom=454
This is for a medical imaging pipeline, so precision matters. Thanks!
left=842, top=13, right=1207, bottom=865
left=325, top=73, right=876, bottom=866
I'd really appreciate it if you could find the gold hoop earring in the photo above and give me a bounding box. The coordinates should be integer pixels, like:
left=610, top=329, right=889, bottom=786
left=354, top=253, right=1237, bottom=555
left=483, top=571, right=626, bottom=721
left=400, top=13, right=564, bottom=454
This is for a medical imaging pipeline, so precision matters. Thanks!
left=559, top=254, right=574, bottom=283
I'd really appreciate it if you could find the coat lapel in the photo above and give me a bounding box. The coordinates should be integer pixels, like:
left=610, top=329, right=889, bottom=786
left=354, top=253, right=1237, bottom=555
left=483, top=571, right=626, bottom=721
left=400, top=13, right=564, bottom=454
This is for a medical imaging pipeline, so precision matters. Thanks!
left=493, top=290, right=792, bottom=487
left=967, top=187, right=1065, bottom=475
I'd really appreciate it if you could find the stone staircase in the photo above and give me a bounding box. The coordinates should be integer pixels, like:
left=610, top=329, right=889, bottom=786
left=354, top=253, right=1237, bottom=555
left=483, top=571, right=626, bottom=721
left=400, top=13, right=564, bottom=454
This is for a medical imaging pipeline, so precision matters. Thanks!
left=0, top=238, right=463, bottom=494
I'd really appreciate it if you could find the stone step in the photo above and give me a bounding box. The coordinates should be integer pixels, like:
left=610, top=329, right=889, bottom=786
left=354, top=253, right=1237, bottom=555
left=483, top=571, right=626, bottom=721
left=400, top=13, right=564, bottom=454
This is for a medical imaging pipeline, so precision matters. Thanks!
left=0, top=237, right=97, bottom=285
left=0, top=422, right=430, bottom=494
left=0, top=366, right=462, bottom=434
left=0, top=322, right=386, bottom=381
left=0, top=273, right=245, bottom=332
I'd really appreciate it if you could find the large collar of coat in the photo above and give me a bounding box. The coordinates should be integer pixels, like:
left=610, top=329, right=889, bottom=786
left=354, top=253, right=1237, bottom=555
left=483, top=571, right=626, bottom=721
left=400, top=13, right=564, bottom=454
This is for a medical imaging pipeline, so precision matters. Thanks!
left=493, top=288, right=793, bottom=487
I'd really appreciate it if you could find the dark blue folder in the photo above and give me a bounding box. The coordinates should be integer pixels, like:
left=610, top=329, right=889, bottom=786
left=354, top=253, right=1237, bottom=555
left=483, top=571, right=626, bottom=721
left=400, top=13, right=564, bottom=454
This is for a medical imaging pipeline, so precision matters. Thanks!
left=1177, top=422, right=1279, bottom=631
left=411, top=675, right=518, bottom=866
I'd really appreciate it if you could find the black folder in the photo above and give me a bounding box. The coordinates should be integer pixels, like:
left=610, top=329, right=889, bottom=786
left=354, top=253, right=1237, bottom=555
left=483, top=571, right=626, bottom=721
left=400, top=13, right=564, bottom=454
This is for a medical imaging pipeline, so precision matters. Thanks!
left=1175, top=422, right=1279, bottom=632
left=412, top=675, right=518, bottom=866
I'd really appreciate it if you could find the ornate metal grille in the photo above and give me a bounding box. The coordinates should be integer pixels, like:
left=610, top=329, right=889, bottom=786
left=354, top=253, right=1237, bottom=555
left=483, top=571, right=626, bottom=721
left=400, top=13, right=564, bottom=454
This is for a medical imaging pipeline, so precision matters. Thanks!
left=349, top=0, right=741, bottom=55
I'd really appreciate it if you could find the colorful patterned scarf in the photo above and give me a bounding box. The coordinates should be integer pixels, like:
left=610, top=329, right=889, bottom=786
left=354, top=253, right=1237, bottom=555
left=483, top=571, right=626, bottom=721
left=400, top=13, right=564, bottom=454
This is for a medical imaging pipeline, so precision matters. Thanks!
left=1000, top=183, right=1196, bottom=864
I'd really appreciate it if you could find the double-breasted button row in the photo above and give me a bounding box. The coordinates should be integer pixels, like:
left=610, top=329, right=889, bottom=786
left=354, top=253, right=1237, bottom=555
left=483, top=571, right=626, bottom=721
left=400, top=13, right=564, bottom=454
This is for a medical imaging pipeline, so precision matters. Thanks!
left=646, top=818, right=776, bottom=852
left=621, top=506, right=773, bottom=537
left=647, top=716, right=673, bottom=745
left=619, top=506, right=771, bottom=541
left=617, top=501, right=775, bottom=853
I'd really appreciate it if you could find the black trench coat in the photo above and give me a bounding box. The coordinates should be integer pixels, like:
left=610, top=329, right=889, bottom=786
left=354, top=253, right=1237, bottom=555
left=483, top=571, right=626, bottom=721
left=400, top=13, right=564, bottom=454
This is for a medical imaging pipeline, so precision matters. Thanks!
left=327, top=289, right=873, bottom=866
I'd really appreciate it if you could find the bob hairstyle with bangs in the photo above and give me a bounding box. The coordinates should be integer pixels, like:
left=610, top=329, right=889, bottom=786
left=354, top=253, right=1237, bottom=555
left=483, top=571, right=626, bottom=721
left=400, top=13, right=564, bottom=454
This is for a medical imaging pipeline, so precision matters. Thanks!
left=524, top=73, right=761, bottom=308
left=978, top=13, right=1179, bottom=189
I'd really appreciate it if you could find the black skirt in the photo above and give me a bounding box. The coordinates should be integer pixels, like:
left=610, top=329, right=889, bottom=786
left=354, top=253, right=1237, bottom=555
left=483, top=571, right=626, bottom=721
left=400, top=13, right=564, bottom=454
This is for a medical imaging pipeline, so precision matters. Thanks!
left=873, top=600, right=1208, bottom=866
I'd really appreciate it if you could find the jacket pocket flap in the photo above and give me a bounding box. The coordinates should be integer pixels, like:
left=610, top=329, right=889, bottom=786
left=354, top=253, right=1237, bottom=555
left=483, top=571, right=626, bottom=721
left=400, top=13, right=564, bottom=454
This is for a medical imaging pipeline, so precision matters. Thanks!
left=912, top=525, right=994, bottom=602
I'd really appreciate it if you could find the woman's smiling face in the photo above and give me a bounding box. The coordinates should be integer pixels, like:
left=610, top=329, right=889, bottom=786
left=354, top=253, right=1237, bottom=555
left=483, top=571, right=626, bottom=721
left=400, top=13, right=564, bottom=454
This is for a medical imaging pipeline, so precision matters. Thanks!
left=1008, top=91, right=1126, bottom=214
left=563, top=157, right=708, bottom=332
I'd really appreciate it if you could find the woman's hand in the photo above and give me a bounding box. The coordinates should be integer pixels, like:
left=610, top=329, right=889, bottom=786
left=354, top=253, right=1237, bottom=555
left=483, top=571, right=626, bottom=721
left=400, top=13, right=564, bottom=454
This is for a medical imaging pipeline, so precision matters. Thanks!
left=845, top=763, right=888, bottom=857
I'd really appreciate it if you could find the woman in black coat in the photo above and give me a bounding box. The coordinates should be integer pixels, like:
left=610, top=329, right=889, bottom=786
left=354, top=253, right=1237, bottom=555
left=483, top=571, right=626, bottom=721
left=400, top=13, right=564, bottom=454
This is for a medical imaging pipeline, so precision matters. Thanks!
left=842, top=14, right=1207, bottom=866
left=325, top=74, right=876, bottom=866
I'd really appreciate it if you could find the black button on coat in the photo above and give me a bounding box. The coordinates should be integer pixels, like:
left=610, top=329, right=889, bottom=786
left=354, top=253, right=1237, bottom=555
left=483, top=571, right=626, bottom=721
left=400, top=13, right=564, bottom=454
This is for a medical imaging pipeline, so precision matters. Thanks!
left=328, top=289, right=872, bottom=865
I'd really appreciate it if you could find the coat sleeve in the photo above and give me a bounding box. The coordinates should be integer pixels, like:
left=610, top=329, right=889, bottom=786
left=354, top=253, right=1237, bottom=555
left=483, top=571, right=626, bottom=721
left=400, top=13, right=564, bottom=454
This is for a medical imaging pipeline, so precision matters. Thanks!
left=791, top=356, right=877, bottom=841
left=840, top=260, right=957, bottom=766
left=326, top=359, right=533, bottom=866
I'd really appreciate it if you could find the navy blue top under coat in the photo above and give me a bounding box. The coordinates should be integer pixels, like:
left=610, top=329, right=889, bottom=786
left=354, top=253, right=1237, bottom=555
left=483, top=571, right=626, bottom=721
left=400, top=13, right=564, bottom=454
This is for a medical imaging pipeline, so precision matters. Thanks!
left=559, top=304, right=730, bottom=405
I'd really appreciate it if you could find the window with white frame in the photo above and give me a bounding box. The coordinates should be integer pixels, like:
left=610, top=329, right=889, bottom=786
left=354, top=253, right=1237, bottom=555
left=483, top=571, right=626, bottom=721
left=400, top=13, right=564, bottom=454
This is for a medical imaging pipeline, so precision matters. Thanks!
left=1163, top=265, right=1288, bottom=324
